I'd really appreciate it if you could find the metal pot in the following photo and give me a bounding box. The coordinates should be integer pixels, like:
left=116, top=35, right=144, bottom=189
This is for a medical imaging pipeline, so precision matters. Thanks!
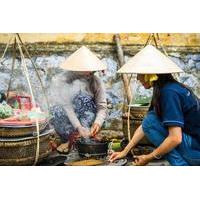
left=76, top=137, right=109, bottom=157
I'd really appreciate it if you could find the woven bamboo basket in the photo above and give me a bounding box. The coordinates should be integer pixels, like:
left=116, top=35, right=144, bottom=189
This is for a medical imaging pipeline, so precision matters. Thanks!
left=122, top=105, right=151, bottom=145
left=0, top=129, right=56, bottom=166
left=0, top=120, right=49, bottom=138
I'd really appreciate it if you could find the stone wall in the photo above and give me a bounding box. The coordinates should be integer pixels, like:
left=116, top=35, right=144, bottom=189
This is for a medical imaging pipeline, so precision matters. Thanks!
left=0, top=33, right=200, bottom=130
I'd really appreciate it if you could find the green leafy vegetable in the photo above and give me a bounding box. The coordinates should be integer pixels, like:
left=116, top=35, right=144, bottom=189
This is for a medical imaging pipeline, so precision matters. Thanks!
left=0, top=101, right=14, bottom=119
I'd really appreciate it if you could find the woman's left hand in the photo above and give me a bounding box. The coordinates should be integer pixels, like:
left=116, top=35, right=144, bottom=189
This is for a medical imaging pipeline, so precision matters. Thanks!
left=91, top=123, right=100, bottom=136
left=134, top=154, right=152, bottom=166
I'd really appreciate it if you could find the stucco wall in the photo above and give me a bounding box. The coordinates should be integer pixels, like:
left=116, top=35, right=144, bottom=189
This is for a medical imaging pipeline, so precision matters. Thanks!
left=1, top=33, right=200, bottom=46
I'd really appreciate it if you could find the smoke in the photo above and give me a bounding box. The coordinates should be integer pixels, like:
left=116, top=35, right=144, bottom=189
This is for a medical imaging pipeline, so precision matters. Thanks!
left=47, top=71, right=94, bottom=109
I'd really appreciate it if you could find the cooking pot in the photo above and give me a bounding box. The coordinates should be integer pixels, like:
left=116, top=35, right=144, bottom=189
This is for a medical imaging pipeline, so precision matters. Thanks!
left=76, top=137, right=109, bottom=157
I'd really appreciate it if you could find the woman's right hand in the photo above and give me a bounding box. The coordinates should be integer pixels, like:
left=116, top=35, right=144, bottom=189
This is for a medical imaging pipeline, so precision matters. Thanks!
left=109, top=150, right=127, bottom=162
left=77, top=126, right=91, bottom=138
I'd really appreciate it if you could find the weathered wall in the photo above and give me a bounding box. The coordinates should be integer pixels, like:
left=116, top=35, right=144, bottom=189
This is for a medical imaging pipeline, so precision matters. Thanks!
left=1, top=33, right=200, bottom=46
left=1, top=33, right=200, bottom=54
left=0, top=33, right=200, bottom=130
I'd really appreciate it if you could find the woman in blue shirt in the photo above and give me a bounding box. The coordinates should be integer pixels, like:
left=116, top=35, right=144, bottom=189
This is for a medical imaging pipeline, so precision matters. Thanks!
left=109, top=45, right=200, bottom=166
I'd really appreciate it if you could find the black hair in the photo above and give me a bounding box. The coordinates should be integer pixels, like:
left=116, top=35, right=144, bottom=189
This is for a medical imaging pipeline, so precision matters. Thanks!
left=0, top=92, right=6, bottom=103
left=149, top=74, right=200, bottom=118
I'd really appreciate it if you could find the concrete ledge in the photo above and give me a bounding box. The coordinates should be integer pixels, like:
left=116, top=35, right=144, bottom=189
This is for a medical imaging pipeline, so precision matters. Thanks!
left=1, top=42, right=200, bottom=56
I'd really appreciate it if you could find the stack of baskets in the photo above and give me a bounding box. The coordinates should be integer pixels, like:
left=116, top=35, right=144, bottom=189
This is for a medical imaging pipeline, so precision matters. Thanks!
left=122, top=104, right=151, bottom=145
left=0, top=120, right=56, bottom=166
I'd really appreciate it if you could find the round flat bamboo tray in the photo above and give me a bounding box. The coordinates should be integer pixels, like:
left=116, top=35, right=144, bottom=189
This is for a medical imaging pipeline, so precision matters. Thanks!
left=0, top=129, right=56, bottom=166
left=0, top=120, right=49, bottom=138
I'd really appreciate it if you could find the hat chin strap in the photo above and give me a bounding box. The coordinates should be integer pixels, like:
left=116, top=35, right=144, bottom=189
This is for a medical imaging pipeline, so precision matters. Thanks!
left=144, top=74, right=158, bottom=86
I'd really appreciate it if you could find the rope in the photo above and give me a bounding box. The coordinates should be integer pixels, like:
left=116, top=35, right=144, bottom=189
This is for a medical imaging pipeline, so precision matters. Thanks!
left=127, top=93, right=133, bottom=142
left=126, top=33, right=155, bottom=143
left=16, top=34, right=50, bottom=113
left=1, top=33, right=51, bottom=165
left=147, top=33, right=154, bottom=46
left=16, top=38, right=40, bottom=166
left=144, top=33, right=153, bottom=47
left=155, top=33, right=168, bottom=56
left=118, top=33, right=176, bottom=155
left=155, top=34, right=179, bottom=79
left=0, top=34, right=14, bottom=66
left=126, top=33, right=175, bottom=144
left=126, top=33, right=154, bottom=142
left=6, top=37, right=16, bottom=101
left=128, top=74, right=133, bottom=85
left=152, top=34, right=158, bottom=48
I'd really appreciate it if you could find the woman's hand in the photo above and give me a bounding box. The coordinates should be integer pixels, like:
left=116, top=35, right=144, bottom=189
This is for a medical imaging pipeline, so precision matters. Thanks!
left=90, top=123, right=100, bottom=136
left=77, top=126, right=91, bottom=138
left=134, top=154, right=152, bottom=166
left=109, top=150, right=127, bottom=162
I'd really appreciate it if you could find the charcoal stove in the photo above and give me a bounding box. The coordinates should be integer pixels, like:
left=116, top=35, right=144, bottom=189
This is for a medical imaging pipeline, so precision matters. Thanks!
left=75, top=137, right=109, bottom=158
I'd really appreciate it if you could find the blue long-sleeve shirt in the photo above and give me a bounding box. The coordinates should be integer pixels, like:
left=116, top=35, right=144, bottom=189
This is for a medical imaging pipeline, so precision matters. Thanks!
left=159, top=82, right=200, bottom=143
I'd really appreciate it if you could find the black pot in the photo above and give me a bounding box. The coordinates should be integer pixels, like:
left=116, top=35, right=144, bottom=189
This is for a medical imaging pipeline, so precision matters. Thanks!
left=76, top=138, right=109, bottom=157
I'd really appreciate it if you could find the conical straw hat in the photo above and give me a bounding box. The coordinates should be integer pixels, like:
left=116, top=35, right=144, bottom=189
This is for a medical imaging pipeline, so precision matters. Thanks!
left=117, top=45, right=183, bottom=74
left=60, top=46, right=106, bottom=71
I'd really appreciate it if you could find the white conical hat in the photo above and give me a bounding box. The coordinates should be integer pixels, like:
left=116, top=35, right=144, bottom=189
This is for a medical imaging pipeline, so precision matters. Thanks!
left=117, top=45, right=183, bottom=74
left=60, top=46, right=106, bottom=71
